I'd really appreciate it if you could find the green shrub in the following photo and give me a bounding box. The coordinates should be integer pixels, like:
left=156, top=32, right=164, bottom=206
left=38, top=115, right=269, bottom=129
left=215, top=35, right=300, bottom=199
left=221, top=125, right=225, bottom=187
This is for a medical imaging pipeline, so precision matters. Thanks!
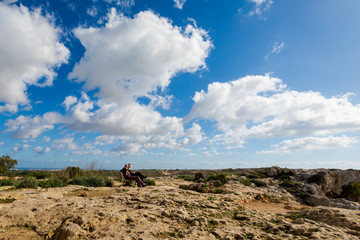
left=215, top=188, right=224, bottom=193
left=17, top=177, right=39, bottom=189
left=31, top=171, right=50, bottom=179
left=342, top=182, right=360, bottom=202
left=56, top=174, right=69, bottom=184
left=65, top=166, right=84, bottom=179
left=207, top=173, right=228, bottom=185
left=179, top=175, right=195, bottom=181
left=280, top=179, right=299, bottom=188
left=69, top=176, right=87, bottom=186
left=250, top=179, right=267, bottom=187
left=39, top=177, right=67, bottom=188
left=239, top=178, right=251, bottom=186
left=105, top=178, right=114, bottom=187
left=86, top=175, right=105, bottom=187
left=0, top=178, right=18, bottom=186
left=69, top=175, right=105, bottom=187
left=144, top=178, right=156, bottom=186
left=0, top=198, right=15, bottom=204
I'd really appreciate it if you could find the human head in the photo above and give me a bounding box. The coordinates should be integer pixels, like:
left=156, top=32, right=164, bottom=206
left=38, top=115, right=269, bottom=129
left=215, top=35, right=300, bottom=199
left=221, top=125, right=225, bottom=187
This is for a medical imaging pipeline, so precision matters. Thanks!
left=128, top=163, right=132, bottom=169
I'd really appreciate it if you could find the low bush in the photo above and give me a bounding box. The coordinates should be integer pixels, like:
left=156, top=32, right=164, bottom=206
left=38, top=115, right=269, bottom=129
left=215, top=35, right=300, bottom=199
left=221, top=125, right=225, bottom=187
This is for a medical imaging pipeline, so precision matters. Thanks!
left=179, top=175, right=195, bottom=181
left=17, top=177, right=39, bottom=189
left=105, top=178, right=114, bottom=187
left=239, top=178, right=251, bottom=186
left=86, top=175, right=105, bottom=187
left=207, top=173, right=228, bottom=185
left=0, top=178, right=19, bottom=187
left=69, top=175, right=105, bottom=187
left=250, top=179, right=267, bottom=187
left=144, top=178, right=156, bottom=186
left=279, top=179, right=299, bottom=188
left=65, top=166, right=84, bottom=179
left=69, top=176, right=87, bottom=186
left=39, top=177, right=67, bottom=188
left=0, top=198, right=15, bottom=204
left=31, top=171, right=50, bottom=179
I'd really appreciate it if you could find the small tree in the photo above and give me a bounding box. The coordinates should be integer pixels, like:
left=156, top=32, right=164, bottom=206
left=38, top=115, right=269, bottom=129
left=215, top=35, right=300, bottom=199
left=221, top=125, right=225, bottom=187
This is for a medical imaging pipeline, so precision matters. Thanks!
left=0, top=155, right=17, bottom=175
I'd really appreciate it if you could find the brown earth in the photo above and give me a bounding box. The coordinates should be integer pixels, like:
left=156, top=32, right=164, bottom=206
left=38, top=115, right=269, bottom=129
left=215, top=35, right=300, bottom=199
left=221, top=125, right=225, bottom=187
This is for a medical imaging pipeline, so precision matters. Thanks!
left=0, top=177, right=359, bottom=239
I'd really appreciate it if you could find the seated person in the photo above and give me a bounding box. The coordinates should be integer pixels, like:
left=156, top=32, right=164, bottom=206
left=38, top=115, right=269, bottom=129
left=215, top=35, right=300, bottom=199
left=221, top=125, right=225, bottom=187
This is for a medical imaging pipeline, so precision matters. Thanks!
left=127, top=163, right=147, bottom=181
left=120, top=164, right=146, bottom=187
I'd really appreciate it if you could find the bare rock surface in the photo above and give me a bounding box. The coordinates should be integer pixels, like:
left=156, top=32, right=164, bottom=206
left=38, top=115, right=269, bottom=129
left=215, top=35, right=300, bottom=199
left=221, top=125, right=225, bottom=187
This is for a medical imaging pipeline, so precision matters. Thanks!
left=0, top=176, right=359, bottom=239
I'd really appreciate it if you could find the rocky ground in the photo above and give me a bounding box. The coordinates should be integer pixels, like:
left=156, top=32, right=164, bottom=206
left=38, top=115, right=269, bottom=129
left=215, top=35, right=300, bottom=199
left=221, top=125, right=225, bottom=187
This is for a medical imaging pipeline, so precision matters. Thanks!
left=0, top=170, right=360, bottom=239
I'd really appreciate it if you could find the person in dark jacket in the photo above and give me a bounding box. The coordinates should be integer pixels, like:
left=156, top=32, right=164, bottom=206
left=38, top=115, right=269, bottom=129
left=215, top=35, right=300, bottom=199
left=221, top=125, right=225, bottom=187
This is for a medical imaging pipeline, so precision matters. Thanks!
left=127, top=163, right=147, bottom=181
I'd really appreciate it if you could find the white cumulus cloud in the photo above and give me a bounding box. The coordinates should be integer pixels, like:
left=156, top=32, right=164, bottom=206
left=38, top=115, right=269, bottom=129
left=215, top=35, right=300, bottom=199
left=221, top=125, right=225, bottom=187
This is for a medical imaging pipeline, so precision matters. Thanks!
left=187, top=75, right=360, bottom=149
left=259, top=135, right=358, bottom=154
left=0, top=2, right=69, bottom=112
left=69, top=9, right=212, bottom=104
left=4, top=112, right=63, bottom=139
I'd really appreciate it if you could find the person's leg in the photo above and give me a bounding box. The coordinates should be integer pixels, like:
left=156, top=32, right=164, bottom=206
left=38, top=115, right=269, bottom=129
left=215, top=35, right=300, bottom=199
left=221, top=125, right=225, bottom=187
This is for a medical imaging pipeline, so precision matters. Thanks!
left=128, top=176, right=144, bottom=187
left=133, top=172, right=147, bottom=181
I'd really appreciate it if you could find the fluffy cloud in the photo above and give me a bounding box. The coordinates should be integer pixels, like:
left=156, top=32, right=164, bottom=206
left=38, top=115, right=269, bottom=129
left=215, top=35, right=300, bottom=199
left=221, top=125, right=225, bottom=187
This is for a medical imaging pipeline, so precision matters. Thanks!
left=187, top=75, right=360, bottom=149
left=64, top=94, right=184, bottom=136
left=69, top=9, right=212, bottom=104
left=63, top=96, right=78, bottom=111
left=259, top=135, right=358, bottom=154
left=4, top=8, right=212, bottom=156
left=4, top=112, right=63, bottom=139
left=52, top=137, right=78, bottom=151
left=0, top=2, right=69, bottom=111
left=174, top=0, right=186, bottom=9
left=11, top=143, right=31, bottom=153
left=34, top=146, right=51, bottom=154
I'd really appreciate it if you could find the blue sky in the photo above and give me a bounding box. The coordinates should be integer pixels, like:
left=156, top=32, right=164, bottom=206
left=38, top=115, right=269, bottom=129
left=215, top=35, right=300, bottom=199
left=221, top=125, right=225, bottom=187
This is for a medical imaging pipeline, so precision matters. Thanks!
left=1, top=0, right=360, bottom=170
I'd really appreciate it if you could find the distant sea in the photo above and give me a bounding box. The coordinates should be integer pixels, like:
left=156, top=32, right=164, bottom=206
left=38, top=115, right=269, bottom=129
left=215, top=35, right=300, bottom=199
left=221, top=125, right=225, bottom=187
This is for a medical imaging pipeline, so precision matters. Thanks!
left=15, top=167, right=65, bottom=171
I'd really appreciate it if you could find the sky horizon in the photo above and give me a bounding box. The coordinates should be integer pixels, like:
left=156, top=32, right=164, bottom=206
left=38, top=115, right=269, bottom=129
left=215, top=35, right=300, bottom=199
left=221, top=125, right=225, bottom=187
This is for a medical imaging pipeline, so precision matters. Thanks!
left=1, top=0, right=360, bottom=170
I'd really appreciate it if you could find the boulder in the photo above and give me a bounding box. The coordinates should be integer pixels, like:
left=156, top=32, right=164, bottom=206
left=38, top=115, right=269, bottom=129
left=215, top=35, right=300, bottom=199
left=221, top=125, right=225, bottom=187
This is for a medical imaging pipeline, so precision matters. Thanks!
left=305, top=195, right=332, bottom=207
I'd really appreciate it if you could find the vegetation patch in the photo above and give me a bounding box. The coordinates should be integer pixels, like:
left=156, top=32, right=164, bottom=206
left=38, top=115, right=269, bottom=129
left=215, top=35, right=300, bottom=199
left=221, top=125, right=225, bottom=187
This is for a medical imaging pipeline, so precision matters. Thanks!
left=39, top=177, right=67, bottom=188
left=0, top=198, right=15, bottom=204
left=69, top=175, right=112, bottom=187
left=250, top=179, right=267, bottom=187
left=0, top=178, right=19, bottom=187
left=65, top=166, right=84, bottom=179
left=285, top=212, right=316, bottom=220
left=30, top=171, right=51, bottom=179
left=144, top=178, right=156, bottom=186
left=179, top=175, right=195, bottom=181
left=17, top=177, right=39, bottom=189
left=206, top=173, right=228, bottom=185
left=239, top=178, right=251, bottom=186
